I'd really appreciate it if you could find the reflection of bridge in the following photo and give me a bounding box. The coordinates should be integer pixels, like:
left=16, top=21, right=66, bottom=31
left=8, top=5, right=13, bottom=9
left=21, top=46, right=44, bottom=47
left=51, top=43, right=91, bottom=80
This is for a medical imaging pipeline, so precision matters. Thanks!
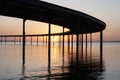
left=0, top=0, right=106, bottom=79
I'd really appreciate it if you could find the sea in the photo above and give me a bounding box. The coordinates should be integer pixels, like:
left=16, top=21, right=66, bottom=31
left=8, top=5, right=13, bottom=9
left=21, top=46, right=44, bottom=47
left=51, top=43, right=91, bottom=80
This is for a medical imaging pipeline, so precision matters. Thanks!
left=0, top=42, right=120, bottom=80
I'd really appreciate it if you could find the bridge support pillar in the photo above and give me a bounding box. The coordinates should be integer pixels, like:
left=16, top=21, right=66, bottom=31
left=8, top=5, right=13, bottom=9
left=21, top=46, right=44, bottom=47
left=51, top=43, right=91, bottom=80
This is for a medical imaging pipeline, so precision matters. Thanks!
left=46, top=36, right=47, bottom=45
left=81, top=34, right=83, bottom=64
left=59, top=35, right=61, bottom=47
left=31, top=36, right=32, bottom=45
left=1, top=36, right=2, bottom=44
left=100, top=31, right=103, bottom=68
left=68, top=35, right=70, bottom=54
left=48, top=23, right=51, bottom=68
left=76, top=34, right=79, bottom=64
left=37, top=36, right=38, bottom=45
left=71, top=35, right=73, bottom=53
left=62, top=27, right=65, bottom=55
left=19, top=37, right=21, bottom=45
left=14, top=37, right=16, bottom=45
left=23, top=19, right=26, bottom=64
left=90, top=33, right=92, bottom=65
left=86, top=34, right=88, bottom=63
left=43, top=36, right=44, bottom=45
left=5, top=36, right=7, bottom=44
left=53, top=36, right=54, bottom=46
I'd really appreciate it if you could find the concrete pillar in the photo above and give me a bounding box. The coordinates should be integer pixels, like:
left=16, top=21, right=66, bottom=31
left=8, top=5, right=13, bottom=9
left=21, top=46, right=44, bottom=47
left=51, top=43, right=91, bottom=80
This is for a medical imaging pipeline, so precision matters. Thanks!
left=90, top=33, right=92, bottom=65
left=53, top=36, right=54, bottom=46
left=1, top=36, right=2, bottom=44
left=100, top=31, right=103, bottom=63
left=48, top=23, right=51, bottom=67
left=43, top=36, right=44, bottom=45
left=86, top=34, right=87, bottom=63
left=19, top=37, right=21, bottom=45
left=90, top=33, right=92, bottom=49
left=37, top=36, right=38, bottom=45
left=59, top=35, right=61, bottom=47
left=76, top=34, right=79, bottom=64
left=5, top=36, right=6, bottom=44
left=31, top=36, right=32, bottom=45
left=62, top=27, right=65, bottom=54
left=71, top=34, right=74, bottom=63
left=46, top=36, right=47, bottom=45
left=68, top=35, right=70, bottom=53
left=71, top=34, right=73, bottom=53
left=23, top=19, right=26, bottom=64
left=81, top=34, right=83, bottom=56
left=81, top=34, right=83, bottom=64
left=14, top=37, right=16, bottom=45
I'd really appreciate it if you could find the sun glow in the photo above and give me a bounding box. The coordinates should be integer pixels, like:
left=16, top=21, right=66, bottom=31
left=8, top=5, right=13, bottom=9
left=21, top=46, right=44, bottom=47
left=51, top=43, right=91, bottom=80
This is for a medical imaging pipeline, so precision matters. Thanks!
left=51, top=36, right=59, bottom=42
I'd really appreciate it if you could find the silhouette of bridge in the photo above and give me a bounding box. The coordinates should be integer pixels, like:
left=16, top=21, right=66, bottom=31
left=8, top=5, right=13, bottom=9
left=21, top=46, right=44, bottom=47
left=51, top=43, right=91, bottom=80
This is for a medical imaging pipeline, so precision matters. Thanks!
left=0, top=0, right=106, bottom=74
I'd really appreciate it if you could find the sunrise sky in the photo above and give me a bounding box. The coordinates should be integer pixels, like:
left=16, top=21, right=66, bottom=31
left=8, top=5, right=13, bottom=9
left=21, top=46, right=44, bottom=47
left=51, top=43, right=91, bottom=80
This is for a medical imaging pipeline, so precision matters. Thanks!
left=0, top=0, right=120, bottom=41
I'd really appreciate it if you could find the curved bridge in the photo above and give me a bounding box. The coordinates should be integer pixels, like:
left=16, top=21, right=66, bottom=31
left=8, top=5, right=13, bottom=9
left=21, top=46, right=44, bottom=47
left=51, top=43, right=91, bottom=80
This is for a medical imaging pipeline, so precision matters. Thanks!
left=0, top=0, right=106, bottom=65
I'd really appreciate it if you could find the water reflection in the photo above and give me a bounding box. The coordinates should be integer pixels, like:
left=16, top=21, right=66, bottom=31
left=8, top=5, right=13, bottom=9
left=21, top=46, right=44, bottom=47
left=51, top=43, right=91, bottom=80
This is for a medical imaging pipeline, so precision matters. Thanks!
left=21, top=63, right=25, bottom=80
left=21, top=43, right=104, bottom=80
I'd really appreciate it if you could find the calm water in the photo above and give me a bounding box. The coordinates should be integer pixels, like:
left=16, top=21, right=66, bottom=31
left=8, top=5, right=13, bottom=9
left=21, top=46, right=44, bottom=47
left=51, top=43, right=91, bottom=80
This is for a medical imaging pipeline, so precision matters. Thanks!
left=0, top=42, right=120, bottom=80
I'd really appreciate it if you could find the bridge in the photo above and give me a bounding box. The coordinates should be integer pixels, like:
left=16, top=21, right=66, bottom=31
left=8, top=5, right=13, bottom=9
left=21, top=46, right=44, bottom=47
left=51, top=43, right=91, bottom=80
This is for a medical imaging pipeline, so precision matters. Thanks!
left=0, top=0, right=106, bottom=65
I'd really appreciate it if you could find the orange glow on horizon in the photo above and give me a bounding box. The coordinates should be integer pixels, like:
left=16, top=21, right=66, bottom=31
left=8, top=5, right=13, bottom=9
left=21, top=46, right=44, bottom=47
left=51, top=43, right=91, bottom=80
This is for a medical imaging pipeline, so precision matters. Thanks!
left=51, top=36, right=59, bottom=42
